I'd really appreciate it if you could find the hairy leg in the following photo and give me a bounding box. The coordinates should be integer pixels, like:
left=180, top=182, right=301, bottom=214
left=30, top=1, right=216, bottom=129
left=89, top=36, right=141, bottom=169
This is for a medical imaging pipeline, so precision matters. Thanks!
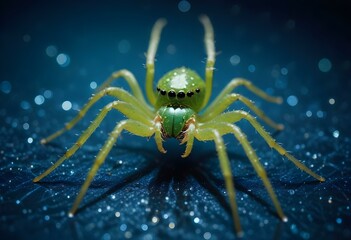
left=199, top=15, right=216, bottom=109
left=96, top=69, right=148, bottom=106
left=41, top=87, right=153, bottom=144
left=153, top=115, right=166, bottom=153
left=195, top=127, right=242, bottom=236
left=33, top=101, right=151, bottom=182
left=145, top=18, right=167, bottom=106
left=202, top=122, right=288, bottom=222
left=207, top=78, right=282, bottom=113
left=200, top=93, right=284, bottom=130
left=213, top=110, right=325, bottom=182
left=68, top=119, right=154, bottom=216
left=180, top=117, right=196, bottom=158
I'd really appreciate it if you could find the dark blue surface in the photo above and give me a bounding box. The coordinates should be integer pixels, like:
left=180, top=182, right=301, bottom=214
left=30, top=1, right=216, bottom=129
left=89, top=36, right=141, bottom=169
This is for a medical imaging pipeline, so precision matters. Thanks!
left=1, top=1, right=350, bottom=239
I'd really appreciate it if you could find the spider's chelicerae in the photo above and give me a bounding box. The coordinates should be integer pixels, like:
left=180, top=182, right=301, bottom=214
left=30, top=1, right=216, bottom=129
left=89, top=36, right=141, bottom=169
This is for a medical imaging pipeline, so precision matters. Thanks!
left=34, top=15, right=325, bottom=235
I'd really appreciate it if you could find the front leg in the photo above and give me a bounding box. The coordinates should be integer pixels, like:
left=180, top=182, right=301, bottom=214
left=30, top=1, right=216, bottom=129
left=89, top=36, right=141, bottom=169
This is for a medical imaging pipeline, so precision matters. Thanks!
left=200, top=93, right=284, bottom=130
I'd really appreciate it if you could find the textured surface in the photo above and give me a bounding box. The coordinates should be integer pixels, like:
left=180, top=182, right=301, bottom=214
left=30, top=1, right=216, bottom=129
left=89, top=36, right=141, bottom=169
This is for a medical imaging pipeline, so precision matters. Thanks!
left=1, top=1, right=350, bottom=240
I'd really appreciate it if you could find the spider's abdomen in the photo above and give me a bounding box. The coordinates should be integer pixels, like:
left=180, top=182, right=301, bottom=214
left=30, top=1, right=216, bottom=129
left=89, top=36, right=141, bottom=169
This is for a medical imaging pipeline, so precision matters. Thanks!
left=155, top=67, right=205, bottom=112
left=157, top=106, right=195, bottom=139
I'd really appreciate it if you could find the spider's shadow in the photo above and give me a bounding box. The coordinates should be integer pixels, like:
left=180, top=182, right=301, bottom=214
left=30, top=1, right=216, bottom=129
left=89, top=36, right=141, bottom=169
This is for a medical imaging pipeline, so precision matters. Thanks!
left=78, top=139, right=290, bottom=229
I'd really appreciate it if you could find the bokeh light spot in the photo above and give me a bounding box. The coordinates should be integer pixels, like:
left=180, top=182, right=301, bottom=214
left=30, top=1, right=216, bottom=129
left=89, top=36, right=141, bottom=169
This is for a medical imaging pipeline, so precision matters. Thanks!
left=46, top=45, right=58, bottom=57
left=230, top=55, right=241, bottom=66
left=287, top=95, right=298, bottom=106
left=62, top=101, right=72, bottom=111
left=118, top=40, right=131, bottom=54
left=178, top=0, right=191, bottom=13
left=318, top=58, right=332, bottom=72
left=56, top=53, right=70, bottom=67
left=34, top=95, right=45, bottom=105
left=0, top=81, right=12, bottom=94
left=248, top=64, right=256, bottom=72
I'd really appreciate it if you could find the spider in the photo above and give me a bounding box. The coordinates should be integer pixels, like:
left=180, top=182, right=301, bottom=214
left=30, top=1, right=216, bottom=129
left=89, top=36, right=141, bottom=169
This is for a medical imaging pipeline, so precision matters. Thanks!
left=33, top=15, right=325, bottom=235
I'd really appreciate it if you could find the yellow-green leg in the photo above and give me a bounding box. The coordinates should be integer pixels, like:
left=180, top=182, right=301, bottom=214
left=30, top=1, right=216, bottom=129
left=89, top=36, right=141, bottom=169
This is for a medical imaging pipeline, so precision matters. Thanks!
left=180, top=118, right=196, bottom=158
left=68, top=119, right=155, bottom=216
left=33, top=101, right=150, bottom=183
left=153, top=115, right=166, bottom=153
left=96, top=69, right=148, bottom=106
left=199, top=15, right=216, bottom=109
left=209, top=78, right=282, bottom=113
left=200, top=93, right=284, bottom=130
left=224, top=122, right=287, bottom=222
left=145, top=18, right=167, bottom=106
left=214, top=111, right=325, bottom=182
left=41, top=87, right=153, bottom=144
left=195, top=127, right=242, bottom=236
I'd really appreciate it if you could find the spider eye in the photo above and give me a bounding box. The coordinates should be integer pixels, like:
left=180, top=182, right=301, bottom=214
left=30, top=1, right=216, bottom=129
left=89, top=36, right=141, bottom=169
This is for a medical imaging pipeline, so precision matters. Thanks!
left=177, top=91, right=185, bottom=98
left=168, top=91, right=176, bottom=98
left=160, top=90, right=166, bottom=95
left=195, top=88, right=200, bottom=93
left=187, top=91, right=194, bottom=97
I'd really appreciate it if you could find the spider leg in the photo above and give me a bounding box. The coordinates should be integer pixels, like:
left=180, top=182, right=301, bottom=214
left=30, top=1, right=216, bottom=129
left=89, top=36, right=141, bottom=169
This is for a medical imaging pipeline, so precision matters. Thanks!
left=33, top=100, right=151, bottom=183
left=205, top=78, right=282, bottom=112
left=96, top=69, right=148, bottom=106
left=195, top=127, right=242, bottom=236
left=206, top=122, right=288, bottom=221
left=200, top=93, right=284, bottom=130
left=145, top=18, right=167, bottom=106
left=153, top=115, right=166, bottom=153
left=199, top=15, right=216, bottom=109
left=41, top=87, right=153, bottom=144
left=68, top=119, right=154, bottom=216
left=180, top=117, right=196, bottom=158
left=214, top=110, right=325, bottom=182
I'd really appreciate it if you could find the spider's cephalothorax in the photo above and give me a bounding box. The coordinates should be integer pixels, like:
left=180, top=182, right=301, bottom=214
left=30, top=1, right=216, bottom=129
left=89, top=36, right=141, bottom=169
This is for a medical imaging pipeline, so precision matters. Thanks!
left=34, top=15, right=325, bottom=236
left=155, top=67, right=205, bottom=112
left=155, top=67, right=204, bottom=138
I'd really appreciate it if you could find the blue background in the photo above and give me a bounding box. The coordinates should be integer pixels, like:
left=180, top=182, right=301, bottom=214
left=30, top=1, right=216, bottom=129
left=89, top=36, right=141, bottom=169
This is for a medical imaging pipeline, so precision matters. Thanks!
left=1, top=0, right=350, bottom=239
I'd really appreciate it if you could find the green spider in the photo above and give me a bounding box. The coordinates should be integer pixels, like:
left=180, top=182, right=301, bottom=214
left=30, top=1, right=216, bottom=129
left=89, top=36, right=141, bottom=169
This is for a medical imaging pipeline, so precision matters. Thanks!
left=33, top=15, right=325, bottom=235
